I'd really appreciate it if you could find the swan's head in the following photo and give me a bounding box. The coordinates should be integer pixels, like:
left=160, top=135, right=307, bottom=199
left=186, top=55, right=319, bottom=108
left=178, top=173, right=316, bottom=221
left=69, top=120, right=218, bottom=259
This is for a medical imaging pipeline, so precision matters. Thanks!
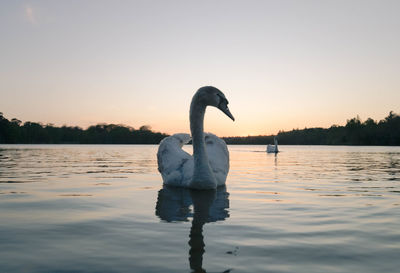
left=195, top=86, right=235, bottom=121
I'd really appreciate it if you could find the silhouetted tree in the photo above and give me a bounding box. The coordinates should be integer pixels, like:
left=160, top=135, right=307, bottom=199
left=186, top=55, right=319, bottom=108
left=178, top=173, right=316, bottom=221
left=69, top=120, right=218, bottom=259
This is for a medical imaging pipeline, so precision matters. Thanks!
left=224, top=111, right=400, bottom=146
left=0, top=113, right=168, bottom=144
left=0, top=111, right=399, bottom=145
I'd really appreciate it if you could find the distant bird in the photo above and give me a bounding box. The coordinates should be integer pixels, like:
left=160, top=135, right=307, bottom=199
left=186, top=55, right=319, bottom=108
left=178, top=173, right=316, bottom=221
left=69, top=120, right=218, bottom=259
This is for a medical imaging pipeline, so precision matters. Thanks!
left=157, top=86, right=235, bottom=189
left=267, top=136, right=279, bottom=153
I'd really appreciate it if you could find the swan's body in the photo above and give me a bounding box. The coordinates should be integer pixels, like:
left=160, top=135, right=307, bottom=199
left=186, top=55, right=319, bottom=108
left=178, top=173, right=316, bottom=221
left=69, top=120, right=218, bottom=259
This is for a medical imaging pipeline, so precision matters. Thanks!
left=157, top=86, right=234, bottom=189
left=267, top=136, right=279, bottom=153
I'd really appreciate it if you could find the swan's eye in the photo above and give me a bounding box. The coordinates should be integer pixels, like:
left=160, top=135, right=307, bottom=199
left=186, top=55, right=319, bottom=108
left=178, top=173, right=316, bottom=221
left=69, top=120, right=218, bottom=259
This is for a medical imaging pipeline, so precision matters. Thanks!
left=217, top=94, right=228, bottom=108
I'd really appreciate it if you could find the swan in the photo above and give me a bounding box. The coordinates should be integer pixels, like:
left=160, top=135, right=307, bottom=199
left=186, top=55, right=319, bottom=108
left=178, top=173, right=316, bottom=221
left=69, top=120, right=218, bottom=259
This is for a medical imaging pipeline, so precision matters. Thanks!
left=157, top=86, right=234, bottom=189
left=267, top=136, right=279, bottom=153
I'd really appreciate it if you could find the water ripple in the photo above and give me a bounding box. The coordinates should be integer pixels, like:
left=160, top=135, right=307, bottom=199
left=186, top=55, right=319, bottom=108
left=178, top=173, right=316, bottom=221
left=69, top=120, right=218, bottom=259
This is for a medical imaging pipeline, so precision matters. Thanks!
left=0, top=145, right=399, bottom=273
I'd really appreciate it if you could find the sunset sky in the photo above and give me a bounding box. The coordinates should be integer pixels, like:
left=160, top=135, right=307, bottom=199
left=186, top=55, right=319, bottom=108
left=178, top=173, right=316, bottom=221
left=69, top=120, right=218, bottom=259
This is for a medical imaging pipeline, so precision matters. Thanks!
left=1, top=1, right=399, bottom=136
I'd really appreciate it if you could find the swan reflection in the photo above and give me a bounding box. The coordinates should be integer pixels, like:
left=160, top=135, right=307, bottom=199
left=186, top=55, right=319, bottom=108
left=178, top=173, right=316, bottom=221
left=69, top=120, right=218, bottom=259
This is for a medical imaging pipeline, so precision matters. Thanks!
left=156, top=186, right=230, bottom=272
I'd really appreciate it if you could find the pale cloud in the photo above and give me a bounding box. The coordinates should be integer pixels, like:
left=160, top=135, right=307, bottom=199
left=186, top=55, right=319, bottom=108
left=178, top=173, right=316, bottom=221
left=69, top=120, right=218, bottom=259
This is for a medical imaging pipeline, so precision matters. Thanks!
left=24, top=5, right=36, bottom=24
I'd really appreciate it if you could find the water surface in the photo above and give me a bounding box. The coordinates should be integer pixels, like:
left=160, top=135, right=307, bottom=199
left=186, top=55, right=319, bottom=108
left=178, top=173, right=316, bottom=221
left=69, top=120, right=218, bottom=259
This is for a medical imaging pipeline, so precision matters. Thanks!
left=0, top=145, right=399, bottom=272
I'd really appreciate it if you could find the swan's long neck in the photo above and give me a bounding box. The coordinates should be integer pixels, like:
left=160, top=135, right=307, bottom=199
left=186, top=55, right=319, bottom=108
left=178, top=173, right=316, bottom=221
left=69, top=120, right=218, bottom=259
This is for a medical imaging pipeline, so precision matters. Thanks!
left=189, top=98, right=217, bottom=189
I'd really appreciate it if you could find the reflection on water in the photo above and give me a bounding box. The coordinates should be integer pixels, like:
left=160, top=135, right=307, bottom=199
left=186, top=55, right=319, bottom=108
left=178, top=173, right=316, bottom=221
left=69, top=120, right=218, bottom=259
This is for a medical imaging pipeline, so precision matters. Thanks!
left=156, top=186, right=229, bottom=222
left=0, top=145, right=155, bottom=184
left=0, top=145, right=400, bottom=273
left=156, top=186, right=229, bottom=272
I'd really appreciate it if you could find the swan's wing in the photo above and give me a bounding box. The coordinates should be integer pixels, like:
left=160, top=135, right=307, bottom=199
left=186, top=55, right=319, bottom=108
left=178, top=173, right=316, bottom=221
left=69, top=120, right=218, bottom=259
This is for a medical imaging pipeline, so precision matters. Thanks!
left=204, top=133, right=230, bottom=186
left=157, top=133, right=194, bottom=187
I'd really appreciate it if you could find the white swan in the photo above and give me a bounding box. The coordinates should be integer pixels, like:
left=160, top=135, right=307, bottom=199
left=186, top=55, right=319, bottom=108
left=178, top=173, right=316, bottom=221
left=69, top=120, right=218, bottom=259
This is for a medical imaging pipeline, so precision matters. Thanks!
left=157, top=86, right=234, bottom=189
left=267, top=136, right=279, bottom=153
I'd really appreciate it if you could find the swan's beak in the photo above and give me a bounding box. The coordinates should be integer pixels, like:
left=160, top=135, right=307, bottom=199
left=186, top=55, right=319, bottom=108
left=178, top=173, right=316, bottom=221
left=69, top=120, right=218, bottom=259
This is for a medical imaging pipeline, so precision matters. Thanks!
left=220, top=105, right=235, bottom=121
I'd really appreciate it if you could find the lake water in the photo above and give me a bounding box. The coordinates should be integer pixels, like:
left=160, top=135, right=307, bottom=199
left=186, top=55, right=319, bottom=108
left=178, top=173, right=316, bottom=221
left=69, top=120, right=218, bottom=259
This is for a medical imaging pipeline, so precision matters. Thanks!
left=0, top=145, right=399, bottom=273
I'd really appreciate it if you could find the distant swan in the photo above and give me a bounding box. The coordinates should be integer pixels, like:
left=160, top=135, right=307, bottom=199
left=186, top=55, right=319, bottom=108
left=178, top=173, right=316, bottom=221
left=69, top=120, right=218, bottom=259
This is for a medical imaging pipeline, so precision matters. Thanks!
left=157, top=86, right=235, bottom=189
left=267, top=136, right=279, bottom=153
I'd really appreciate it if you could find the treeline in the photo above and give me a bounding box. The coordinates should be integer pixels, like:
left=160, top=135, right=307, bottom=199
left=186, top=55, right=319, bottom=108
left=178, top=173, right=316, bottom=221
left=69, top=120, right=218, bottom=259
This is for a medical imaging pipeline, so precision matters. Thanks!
left=0, top=112, right=168, bottom=144
left=223, top=111, right=400, bottom=146
left=1, top=111, right=399, bottom=145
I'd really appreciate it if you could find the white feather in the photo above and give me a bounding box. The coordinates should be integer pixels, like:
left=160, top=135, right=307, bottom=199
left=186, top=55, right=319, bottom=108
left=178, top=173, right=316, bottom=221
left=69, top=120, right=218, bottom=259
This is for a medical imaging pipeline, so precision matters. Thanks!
left=157, top=133, right=229, bottom=187
left=157, top=133, right=193, bottom=187
left=204, top=133, right=229, bottom=186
